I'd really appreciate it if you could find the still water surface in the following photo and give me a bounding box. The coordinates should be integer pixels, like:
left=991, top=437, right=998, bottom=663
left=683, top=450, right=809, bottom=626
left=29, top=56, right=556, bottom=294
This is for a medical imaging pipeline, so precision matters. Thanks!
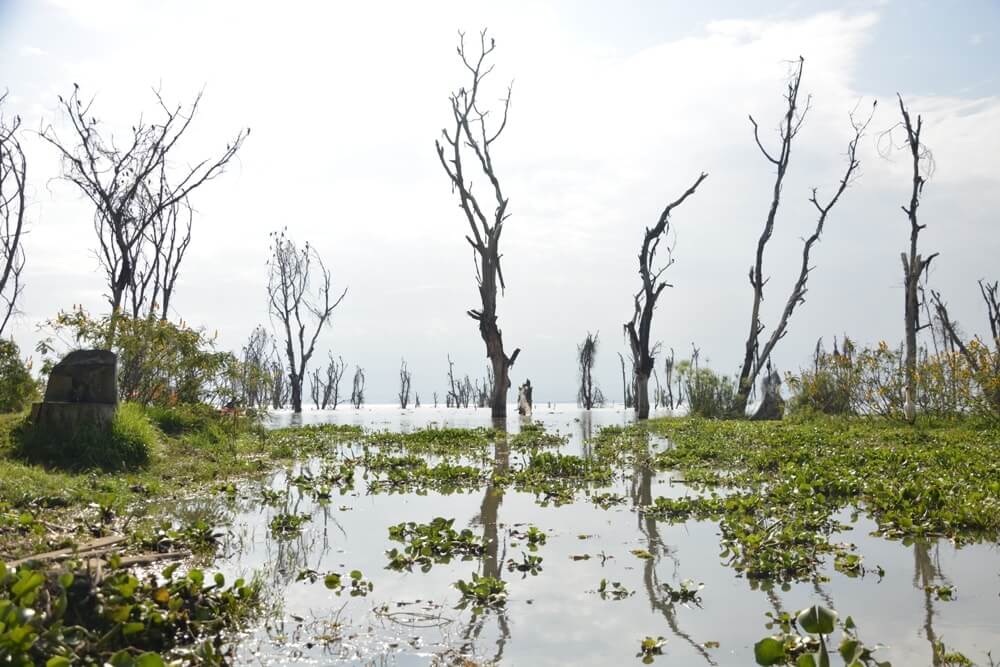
left=199, top=405, right=998, bottom=665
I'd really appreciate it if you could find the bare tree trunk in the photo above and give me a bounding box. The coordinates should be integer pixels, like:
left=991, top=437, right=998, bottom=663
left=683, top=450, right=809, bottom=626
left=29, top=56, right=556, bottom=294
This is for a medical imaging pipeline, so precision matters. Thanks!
left=894, top=96, right=937, bottom=423
left=0, top=94, right=27, bottom=336
left=267, top=230, right=347, bottom=414
left=625, top=174, right=708, bottom=420
left=733, top=59, right=871, bottom=416
left=435, top=31, right=520, bottom=419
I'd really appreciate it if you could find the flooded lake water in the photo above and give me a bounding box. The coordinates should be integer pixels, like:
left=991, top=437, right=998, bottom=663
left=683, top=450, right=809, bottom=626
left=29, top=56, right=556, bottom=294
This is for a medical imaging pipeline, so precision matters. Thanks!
left=200, top=405, right=997, bottom=665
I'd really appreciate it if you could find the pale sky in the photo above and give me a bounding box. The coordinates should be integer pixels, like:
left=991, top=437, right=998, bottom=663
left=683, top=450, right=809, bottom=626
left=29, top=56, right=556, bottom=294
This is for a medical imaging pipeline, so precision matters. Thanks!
left=1, top=0, right=998, bottom=403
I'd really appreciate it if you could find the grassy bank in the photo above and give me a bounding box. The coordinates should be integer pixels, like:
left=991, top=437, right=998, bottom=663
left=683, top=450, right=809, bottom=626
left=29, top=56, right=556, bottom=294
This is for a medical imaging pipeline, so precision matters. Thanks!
left=0, top=405, right=359, bottom=560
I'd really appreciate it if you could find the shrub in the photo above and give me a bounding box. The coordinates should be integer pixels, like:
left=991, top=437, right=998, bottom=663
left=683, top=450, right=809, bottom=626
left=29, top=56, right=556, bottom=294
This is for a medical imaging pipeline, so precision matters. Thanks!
left=15, top=402, right=155, bottom=471
left=0, top=339, right=38, bottom=413
left=786, top=338, right=858, bottom=416
left=683, top=367, right=737, bottom=418
left=37, top=308, right=233, bottom=407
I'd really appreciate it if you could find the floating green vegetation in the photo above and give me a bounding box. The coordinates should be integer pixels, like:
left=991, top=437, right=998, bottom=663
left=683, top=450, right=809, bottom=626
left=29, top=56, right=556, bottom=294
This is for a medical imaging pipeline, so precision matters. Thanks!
left=453, top=573, right=506, bottom=610
left=649, top=417, right=1000, bottom=581
left=268, top=512, right=310, bottom=537
left=386, top=517, right=485, bottom=571
left=660, top=579, right=704, bottom=605
left=508, top=421, right=567, bottom=449
left=0, top=559, right=260, bottom=664
left=637, top=636, right=667, bottom=663
left=591, top=424, right=653, bottom=467
left=754, top=605, right=891, bottom=666
left=591, top=492, right=627, bottom=509
left=596, top=578, right=634, bottom=600
left=296, top=568, right=373, bottom=597
left=364, top=426, right=494, bottom=455
left=509, top=525, right=546, bottom=550
left=367, top=459, right=484, bottom=494
left=505, top=552, right=543, bottom=576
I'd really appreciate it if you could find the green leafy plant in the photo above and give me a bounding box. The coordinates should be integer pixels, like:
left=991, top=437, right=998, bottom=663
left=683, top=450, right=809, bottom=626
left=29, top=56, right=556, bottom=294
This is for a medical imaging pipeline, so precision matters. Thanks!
left=453, top=573, right=507, bottom=610
left=0, top=340, right=38, bottom=414
left=386, top=517, right=485, bottom=571
left=269, top=512, right=310, bottom=537
left=754, top=605, right=891, bottom=666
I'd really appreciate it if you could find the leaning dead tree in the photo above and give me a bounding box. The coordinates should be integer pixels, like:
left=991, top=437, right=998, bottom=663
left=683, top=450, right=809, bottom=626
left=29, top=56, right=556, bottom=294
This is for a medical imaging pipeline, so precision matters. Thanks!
left=42, top=86, right=247, bottom=342
left=625, top=173, right=708, bottom=419
left=435, top=30, right=520, bottom=419
left=578, top=332, right=601, bottom=410
left=267, top=230, right=347, bottom=413
left=0, top=92, right=26, bottom=336
left=885, top=96, right=937, bottom=423
left=931, top=281, right=1000, bottom=414
left=399, top=359, right=412, bottom=409
left=732, top=58, right=873, bottom=417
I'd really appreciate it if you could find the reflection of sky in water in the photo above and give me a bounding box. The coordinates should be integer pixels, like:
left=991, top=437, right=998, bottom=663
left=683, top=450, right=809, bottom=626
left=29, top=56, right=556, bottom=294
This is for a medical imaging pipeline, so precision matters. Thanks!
left=204, top=406, right=1000, bottom=665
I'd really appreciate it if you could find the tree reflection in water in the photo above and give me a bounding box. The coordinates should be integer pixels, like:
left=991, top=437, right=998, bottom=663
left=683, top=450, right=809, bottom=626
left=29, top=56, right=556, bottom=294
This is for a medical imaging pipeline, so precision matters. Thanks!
left=630, top=460, right=717, bottom=665
left=459, top=417, right=511, bottom=662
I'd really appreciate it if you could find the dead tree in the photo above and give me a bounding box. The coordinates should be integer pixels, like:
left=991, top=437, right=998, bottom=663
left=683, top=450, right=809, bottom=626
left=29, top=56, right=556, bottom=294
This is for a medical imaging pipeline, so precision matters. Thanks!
left=0, top=92, right=26, bottom=336
left=309, top=354, right=345, bottom=410
left=435, top=30, right=520, bottom=418
left=433, top=391, right=439, bottom=407
left=885, top=96, right=937, bottom=422
left=399, top=358, right=412, bottom=409
left=931, top=281, right=1000, bottom=414
left=147, top=192, right=192, bottom=319
left=266, top=230, right=347, bottom=413
left=446, top=355, right=460, bottom=407
left=625, top=173, right=708, bottom=419
left=663, top=348, right=676, bottom=410
left=239, top=325, right=277, bottom=410
left=732, top=58, right=872, bottom=417
left=578, top=331, right=600, bottom=409
left=350, top=366, right=365, bottom=409
left=618, top=351, right=635, bottom=409
left=42, top=85, right=247, bottom=342
left=324, top=354, right=346, bottom=409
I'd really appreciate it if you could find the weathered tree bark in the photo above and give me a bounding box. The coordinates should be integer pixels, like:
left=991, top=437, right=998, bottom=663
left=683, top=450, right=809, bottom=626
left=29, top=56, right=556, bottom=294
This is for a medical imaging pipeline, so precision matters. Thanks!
left=42, top=86, right=247, bottom=344
left=435, top=30, right=520, bottom=419
left=894, top=95, right=937, bottom=423
left=0, top=93, right=26, bottom=336
left=733, top=59, right=872, bottom=417
left=625, top=173, right=708, bottom=419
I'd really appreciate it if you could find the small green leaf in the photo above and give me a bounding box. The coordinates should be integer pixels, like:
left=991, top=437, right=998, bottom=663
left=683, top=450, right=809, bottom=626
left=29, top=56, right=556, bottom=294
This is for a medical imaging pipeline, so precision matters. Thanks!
left=797, top=605, right=837, bottom=635
left=754, top=637, right=786, bottom=665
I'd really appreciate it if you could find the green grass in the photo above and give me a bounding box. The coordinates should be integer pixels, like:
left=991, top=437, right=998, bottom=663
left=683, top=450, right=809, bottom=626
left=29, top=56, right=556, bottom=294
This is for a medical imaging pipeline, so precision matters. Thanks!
left=12, top=402, right=155, bottom=471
